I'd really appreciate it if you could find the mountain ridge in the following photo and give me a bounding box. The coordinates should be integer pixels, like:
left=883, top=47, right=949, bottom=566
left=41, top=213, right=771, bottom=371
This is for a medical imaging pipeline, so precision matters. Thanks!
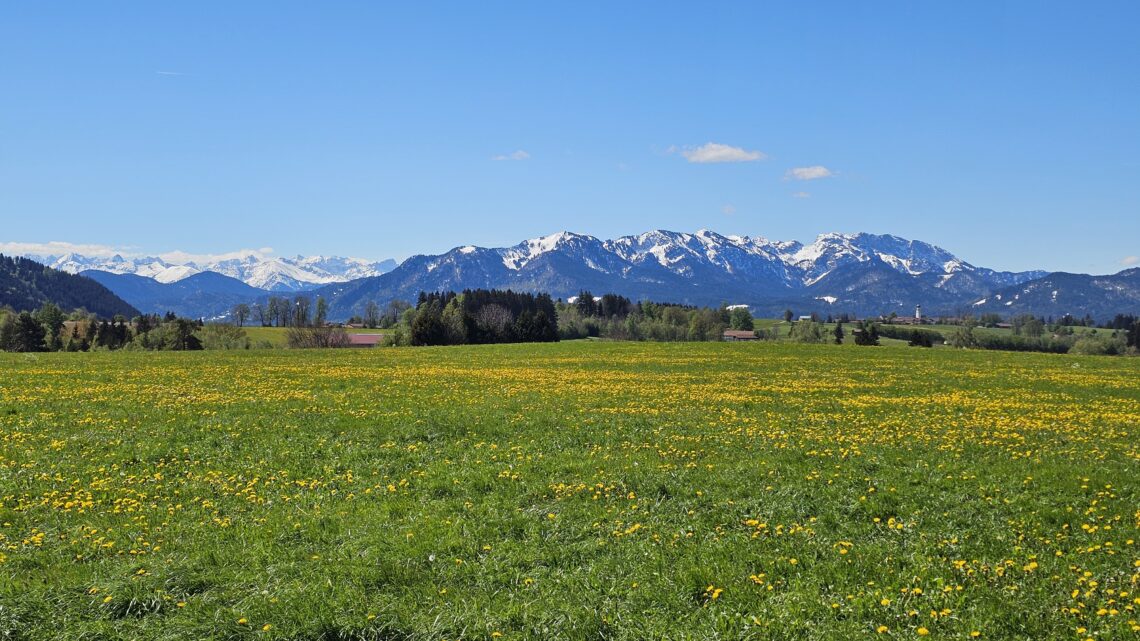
left=23, top=230, right=1138, bottom=322
left=0, top=255, right=140, bottom=318
left=80, top=270, right=269, bottom=319
left=309, top=229, right=1054, bottom=320
left=26, top=251, right=397, bottom=292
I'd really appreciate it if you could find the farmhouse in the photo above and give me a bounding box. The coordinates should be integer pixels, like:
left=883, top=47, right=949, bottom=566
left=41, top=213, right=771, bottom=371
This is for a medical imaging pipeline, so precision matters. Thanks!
left=347, top=334, right=384, bottom=348
left=722, top=330, right=758, bottom=342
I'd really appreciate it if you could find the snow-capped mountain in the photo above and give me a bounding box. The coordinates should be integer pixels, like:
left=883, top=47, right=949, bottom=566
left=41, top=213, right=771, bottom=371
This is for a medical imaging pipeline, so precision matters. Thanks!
left=970, top=268, right=1140, bottom=320
left=26, top=252, right=397, bottom=292
left=25, top=229, right=1083, bottom=321
left=310, top=229, right=1048, bottom=319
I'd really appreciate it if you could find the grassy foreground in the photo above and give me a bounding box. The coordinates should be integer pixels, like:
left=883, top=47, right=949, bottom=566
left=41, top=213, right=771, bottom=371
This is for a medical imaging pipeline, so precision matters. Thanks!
left=1, top=342, right=1138, bottom=640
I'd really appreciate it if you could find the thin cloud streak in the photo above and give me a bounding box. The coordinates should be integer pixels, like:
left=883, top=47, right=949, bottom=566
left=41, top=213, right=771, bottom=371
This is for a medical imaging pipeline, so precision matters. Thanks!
left=492, top=150, right=530, bottom=161
left=0, top=240, right=276, bottom=264
left=785, top=166, right=834, bottom=181
left=674, top=142, right=766, bottom=163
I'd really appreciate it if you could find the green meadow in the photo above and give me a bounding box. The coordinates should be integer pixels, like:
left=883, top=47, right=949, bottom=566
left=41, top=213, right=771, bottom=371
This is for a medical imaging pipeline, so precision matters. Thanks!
left=1, top=342, right=1137, bottom=640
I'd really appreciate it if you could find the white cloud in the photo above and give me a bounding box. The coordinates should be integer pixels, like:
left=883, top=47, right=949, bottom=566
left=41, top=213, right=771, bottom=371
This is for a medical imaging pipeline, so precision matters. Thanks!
left=0, top=240, right=275, bottom=264
left=155, top=71, right=186, bottom=76
left=785, top=166, right=834, bottom=181
left=492, top=150, right=530, bottom=161
left=676, top=142, right=766, bottom=164
left=722, top=204, right=736, bottom=215
left=159, top=248, right=275, bottom=263
left=0, top=241, right=130, bottom=258
left=792, top=191, right=811, bottom=199
left=1122, top=255, right=1140, bottom=266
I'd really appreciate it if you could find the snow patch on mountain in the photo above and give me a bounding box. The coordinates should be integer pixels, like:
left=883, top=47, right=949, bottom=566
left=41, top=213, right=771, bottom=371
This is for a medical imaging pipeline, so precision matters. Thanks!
left=154, top=265, right=200, bottom=283
left=500, top=231, right=593, bottom=270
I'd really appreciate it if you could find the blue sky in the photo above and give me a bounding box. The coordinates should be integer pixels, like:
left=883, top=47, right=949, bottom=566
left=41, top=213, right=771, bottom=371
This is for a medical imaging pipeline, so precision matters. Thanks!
left=2, top=2, right=1137, bottom=273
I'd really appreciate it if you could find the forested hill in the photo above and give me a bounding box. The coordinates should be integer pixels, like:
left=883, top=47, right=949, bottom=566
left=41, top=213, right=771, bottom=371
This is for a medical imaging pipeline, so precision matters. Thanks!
left=0, top=254, right=140, bottom=318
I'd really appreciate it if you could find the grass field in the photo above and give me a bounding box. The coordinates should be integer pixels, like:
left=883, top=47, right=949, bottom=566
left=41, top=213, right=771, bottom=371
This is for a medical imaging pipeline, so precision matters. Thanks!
left=2, top=343, right=1138, bottom=640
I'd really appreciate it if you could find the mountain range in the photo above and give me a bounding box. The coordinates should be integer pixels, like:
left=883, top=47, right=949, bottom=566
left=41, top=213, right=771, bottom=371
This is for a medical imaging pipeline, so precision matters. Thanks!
left=12, top=230, right=1140, bottom=322
left=29, top=252, right=397, bottom=292
left=80, top=271, right=270, bottom=320
left=0, top=254, right=139, bottom=318
left=309, top=230, right=1054, bottom=320
left=970, top=269, right=1140, bottom=321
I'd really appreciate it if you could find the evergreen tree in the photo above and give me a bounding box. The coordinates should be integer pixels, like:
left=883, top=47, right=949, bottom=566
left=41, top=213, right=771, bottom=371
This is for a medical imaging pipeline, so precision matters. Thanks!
left=833, top=321, right=844, bottom=345
left=514, top=309, right=535, bottom=341
left=171, top=319, right=203, bottom=350
left=2, top=312, right=47, bottom=352
left=1127, top=319, right=1140, bottom=349
left=908, top=330, right=933, bottom=347
left=113, top=315, right=131, bottom=348
left=35, top=302, right=66, bottom=349
left=575, top=290, right=597, bottom=317
left=853, top=321, right=880, bottom=346
left=411, top=300, right=445, bottom=346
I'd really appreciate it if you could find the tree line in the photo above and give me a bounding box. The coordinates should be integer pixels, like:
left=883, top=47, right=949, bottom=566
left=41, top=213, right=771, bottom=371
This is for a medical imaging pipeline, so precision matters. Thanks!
left=388, top=289, right=560, bottom=346
left=557, top=292, right=731, bottom=342
left=235, top=296, right=415, bottom=330
left=0, top=306, right=205, bottom=352
left=235, top=295, right=331, bottom=328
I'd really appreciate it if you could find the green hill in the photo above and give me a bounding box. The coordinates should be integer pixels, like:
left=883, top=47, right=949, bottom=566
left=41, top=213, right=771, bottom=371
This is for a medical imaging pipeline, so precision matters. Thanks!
left=0, top=254, right=139, bottom=318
